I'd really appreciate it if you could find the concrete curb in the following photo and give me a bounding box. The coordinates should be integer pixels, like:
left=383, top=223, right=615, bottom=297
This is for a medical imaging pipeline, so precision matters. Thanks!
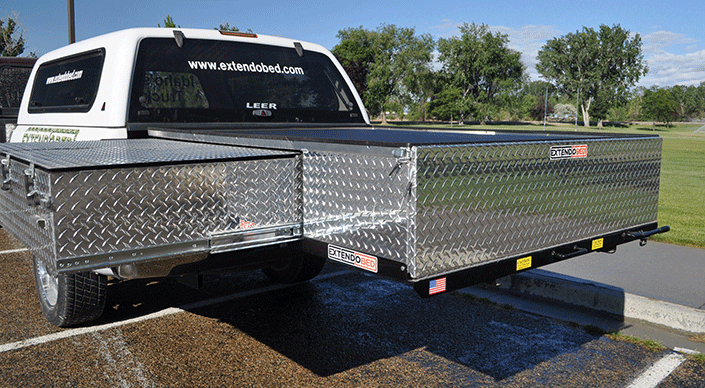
left=487, top=269, right=705, bottom=334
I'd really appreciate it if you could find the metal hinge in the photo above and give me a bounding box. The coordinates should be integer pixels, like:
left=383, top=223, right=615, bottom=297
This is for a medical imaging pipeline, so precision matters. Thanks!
left=390, top=147, right=411, bottom=177
left=1, top=155, right=11, bottom=191
left=23, top=163, right=51, bottom=209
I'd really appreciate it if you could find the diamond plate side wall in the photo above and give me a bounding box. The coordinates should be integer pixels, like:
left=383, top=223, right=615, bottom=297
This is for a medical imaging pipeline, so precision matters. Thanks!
left=0, top=154, right=302, bottom=274
left=412, top=137, right=662, bottom=279
left=302, top=150, right=413, bottom=264
left=52, top=157, right=302, bottom=262
left=0, top=160, right=56, bottom=273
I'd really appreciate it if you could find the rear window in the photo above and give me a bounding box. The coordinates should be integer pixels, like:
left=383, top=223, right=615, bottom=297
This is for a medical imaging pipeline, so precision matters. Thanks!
left=28, top=49, right=104, bottom=113
left=128, top=37, right=364, bottom=124
left=0, top=64, right=33, bottom=109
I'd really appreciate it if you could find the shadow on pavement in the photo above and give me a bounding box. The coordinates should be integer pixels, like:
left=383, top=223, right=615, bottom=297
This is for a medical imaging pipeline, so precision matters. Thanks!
left=142, top=267, right=601, bottom=380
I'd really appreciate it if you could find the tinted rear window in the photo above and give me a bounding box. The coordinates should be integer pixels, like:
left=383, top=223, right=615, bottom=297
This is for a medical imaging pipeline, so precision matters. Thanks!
left=28, top=49, right=104, bottom=113
left=0, top=65, right=33, bottom=109
left=128, top=38, right=364, bottom=124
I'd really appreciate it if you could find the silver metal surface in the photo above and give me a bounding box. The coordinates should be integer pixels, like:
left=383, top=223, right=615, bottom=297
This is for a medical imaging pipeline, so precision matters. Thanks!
left=150, top=130, right=662, bottom=281
left=411, top=138, right=661, bottom=279
left=0, top=133, right=662, bottom=281
left=0, top=139, right=303, bottom=274
left=0, top=139, right=296, bottom=170
left=149, top=129, right=418, bottom=265
left=301, top=148, right=414, bottom=264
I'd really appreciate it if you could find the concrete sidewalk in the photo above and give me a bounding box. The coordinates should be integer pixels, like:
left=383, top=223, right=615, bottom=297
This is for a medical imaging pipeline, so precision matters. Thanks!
left=458, top=241, right=705, bottom=347
left=542, top=241, right=705, bottom=310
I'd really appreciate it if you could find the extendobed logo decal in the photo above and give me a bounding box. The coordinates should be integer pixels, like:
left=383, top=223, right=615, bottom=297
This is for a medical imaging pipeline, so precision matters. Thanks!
left=328, top=244, right=378, bottom=273
left=550, top=144, right=588, bottom=160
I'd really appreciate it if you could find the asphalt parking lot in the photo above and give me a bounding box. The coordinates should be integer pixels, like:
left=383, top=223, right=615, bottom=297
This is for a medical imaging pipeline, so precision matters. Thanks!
left=1, top=229, right=703, bottom=387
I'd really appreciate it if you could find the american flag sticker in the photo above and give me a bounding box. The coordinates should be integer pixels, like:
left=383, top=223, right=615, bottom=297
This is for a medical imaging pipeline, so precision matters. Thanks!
left=429, top=277, right=447, bottom=295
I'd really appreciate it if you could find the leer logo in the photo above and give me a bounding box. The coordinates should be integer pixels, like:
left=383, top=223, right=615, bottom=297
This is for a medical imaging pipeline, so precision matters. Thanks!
left=327, top=244, right=378, bottom=273
left=550, top=144, right=588, bottom=160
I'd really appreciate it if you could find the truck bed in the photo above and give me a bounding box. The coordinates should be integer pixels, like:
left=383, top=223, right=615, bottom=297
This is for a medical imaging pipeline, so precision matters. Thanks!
left=149, top=126, right=665, bottom=295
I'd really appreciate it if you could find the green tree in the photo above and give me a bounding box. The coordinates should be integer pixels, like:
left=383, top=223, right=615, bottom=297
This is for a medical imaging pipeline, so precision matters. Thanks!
left=368, top=25, right=435, bottom=124
left=607, top=105, right=629, bottom=122
left=437, top=22, right=524, bottom=124
left=520, top=95, right=538, bottom=120
left=520, top=80, right=556, bottom=121
left=428, top=87, right=463, bottom=121
left=554, top=103, right=577, bottom=120
left=0, top=16, right=25, bottom=56
left=641, top=88, right=678, bottom=128
left=217, top=23, right=239, bottom=32
left=670, top=84, right=703, bottom=121
left=215, top=23, right=252, bottom=33
left=698, top=82, right=705, bottom=118
left=158, top=15, right=180, bottom=28
left=397, top=32, right=435, bottom=122
left=333, top=25, right=435, bottom=123
left=332, top=27, right=376, bottom=111
left=536, top=24, right=647, bottom=127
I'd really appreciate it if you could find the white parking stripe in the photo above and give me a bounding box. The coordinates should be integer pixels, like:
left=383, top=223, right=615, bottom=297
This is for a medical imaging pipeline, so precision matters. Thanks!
left=0, top=248, right=29, bottom=255
left=626, top=350, right=690, bottom=388
left=0, top=269, right=350, bottom=354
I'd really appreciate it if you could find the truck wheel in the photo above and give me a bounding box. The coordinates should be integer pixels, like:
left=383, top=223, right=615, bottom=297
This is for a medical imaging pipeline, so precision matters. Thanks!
left=262, top=253, right=326, bottom=284
left=32, top=256, right=107, bottom=327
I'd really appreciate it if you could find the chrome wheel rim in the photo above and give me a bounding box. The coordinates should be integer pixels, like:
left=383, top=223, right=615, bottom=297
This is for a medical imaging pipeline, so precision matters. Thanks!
left=36, top=261, right=59, bottom=306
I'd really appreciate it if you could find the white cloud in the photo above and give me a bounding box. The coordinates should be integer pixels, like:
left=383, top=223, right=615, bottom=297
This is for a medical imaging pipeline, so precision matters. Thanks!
left=491, top=25, right=562, bottom=80
left=641, top=49, right=705, bottom=87
left=428, top=22, right=704, bottom=87
left=644, top=30, right=685, bottom=45
left=642, top=30, right=699, bottom=55
left=429, top=19, right=463, bottom=39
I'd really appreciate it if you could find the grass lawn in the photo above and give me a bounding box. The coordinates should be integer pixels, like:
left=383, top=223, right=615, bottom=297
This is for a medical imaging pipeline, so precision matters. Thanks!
left=381, top=121, right=705, bottom=249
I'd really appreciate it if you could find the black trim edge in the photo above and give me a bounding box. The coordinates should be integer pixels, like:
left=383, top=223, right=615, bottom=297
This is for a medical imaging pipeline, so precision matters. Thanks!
left=300, top=223, right=670, bottom=298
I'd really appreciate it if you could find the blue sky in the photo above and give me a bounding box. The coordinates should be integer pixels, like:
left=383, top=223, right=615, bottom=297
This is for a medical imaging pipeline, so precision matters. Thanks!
left=5, top=0, right=705, bottom=87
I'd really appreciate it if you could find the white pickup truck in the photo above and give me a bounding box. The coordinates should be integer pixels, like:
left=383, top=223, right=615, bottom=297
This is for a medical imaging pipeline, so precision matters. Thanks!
left=0, top=28, right=668, bottom=327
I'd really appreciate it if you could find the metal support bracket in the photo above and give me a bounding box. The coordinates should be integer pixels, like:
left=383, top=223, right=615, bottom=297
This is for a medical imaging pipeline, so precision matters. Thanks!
left=552, top=245, right=589, bottom=260
left=22, top=163, right=51, bottom=209
left=390, top=147, right=411, bottom=177
left=624, top=225, right=671, bottom=246
left=1, top=155, right=11, bottom=191
left=23, top=163, right=38, bottom=206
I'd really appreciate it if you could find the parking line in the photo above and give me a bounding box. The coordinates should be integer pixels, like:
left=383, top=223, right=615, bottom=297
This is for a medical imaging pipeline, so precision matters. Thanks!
left=0, top=248, right=29, bottom=255
left=0, top=269, right=350, bottom=354
left=626, top=348, right=696, bottom=388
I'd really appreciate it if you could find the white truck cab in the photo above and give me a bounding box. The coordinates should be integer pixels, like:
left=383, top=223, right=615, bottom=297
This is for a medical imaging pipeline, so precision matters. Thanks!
left=12, top=27, right=369, bottom=143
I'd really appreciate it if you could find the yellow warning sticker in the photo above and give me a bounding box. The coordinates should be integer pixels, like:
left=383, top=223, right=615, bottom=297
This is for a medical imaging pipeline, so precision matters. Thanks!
left=592, top=238, right=604, bottom=250
left=516, top=256, right=532, bottom=271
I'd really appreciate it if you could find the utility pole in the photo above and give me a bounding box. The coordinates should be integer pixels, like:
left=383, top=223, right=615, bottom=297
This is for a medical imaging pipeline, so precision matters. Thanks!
left=68, top=0, right=75, bottom=44
left=543, top=86, right=548, bottom=130
left=575, top=87, right=580, bottom=130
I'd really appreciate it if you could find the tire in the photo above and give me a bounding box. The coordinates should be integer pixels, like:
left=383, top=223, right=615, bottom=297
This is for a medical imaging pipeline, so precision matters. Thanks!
left=32, top=256, right=107, bottom=327
left=262, top=253, right=326, bottom=284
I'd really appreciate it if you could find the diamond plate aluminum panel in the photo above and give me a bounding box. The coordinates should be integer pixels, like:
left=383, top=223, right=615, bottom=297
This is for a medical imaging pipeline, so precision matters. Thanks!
left=302, top=149, right=414, bottom=264
left=411, top=137, right=662, bottom=279
left=148, top=129, right=663, bottom=282
left=0, top=139, right=296, bottom=170
left=0, top=160, right=56, bottom=270
left=0, top=139, right=302, bottom=275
